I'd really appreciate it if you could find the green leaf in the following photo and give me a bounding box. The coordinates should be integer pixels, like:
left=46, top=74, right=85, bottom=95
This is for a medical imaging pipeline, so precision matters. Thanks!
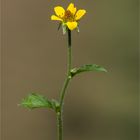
left=62, top=24, right=67, bottom=35
left=51, top=99, right=60, bottom=112
left=20, top=93, right=53, bottom=110
left=58, top=23, right=62, bottom=31
left=70, top=64, right=107, bottom=77
left=77, top=25, right=80, bottom=32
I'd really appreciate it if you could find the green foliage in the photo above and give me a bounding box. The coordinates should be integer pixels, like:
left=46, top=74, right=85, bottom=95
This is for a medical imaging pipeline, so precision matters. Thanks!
left=20, top=93, right=54, bottom=110
left=58, top=23, right=62, bottom=31
left=51, top=99, right=60, bottom=112
left=62, top=24, right=67, bottom=34
left=70, top=64, right=107, bottom=77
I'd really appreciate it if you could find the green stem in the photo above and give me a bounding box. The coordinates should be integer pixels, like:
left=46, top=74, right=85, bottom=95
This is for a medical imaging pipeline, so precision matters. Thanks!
left=57, top=111, right=63, bottom=140
left=60, top=47, right=71, bottom=108
left=57, top=29, right=72, bottom=140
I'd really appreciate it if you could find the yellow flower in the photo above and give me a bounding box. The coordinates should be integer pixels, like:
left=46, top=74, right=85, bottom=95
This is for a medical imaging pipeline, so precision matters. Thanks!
left=51, top=3, right=86, bottom=31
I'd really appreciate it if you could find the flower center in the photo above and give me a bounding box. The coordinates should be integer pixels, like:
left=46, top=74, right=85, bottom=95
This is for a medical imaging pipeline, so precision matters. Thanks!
left=63, top=10, right=74, bottom=22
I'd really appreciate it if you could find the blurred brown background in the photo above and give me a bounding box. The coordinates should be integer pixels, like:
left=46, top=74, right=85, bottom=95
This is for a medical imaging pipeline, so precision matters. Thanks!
left=1, top=0, right=139, bottom=140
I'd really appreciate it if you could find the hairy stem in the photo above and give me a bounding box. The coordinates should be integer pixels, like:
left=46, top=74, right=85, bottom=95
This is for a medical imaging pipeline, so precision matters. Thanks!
left=57, top=111, right=63, bottom=140
left=57, top=29, right=72, bottom=140
left=60, top=47, right=71, bottom=108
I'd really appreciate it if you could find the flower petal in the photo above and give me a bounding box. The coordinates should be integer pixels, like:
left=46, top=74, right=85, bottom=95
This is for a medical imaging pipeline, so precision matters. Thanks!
left=75, top=10, right=86, bottom=20
left=54, top=6, right=65, bottom=18
left=66, top=21, right=78, bottom=30
left=67, top=3, right=76, bottom=15
left=51, top=15, right=62, bottom=21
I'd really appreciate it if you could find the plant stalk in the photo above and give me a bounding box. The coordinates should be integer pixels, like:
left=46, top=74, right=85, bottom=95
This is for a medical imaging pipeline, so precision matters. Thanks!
left=57, top=29, right=72, bottom=140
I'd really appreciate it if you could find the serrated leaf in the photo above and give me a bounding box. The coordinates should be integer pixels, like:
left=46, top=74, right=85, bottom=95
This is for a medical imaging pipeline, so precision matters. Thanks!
left=70, top=64, right=107, bottom=77
left=20, top=93, right=53, bottom=110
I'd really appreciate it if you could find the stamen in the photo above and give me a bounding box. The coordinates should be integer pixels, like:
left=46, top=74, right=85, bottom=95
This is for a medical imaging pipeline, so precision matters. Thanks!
left=64, top=10, right=74, bottom=22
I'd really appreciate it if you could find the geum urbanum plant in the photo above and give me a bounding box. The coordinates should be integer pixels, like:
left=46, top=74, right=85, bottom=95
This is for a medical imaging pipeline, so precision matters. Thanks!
left=20, top=3, right=107, bottom=140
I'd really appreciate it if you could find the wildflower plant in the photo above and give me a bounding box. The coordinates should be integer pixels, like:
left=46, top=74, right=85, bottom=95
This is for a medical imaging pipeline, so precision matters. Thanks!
left=20, top=3, right=107, bottom=140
